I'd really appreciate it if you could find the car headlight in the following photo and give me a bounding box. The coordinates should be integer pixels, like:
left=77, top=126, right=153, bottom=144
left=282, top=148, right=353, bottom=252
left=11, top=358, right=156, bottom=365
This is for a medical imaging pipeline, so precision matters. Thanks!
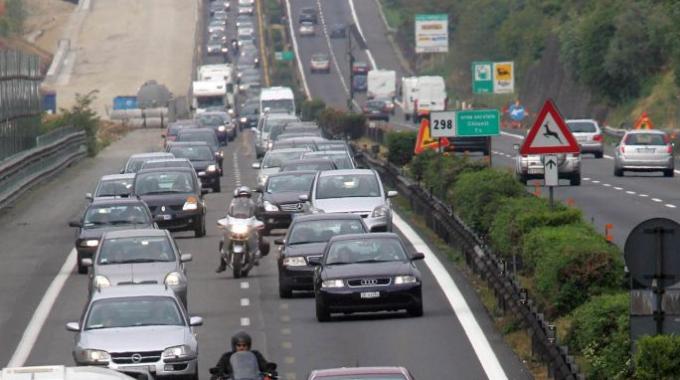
left=207, top=164, right=217, bottom=172
left=164, top=272, right=182, bottom=287
left=322, top=279, right=345, bottom=288
left=240, top=117, right=247, bottom=123
left=93, top=275, right=111, bottom=289
left=81, top=239, right=99, bottom=247
left=394, top=275, right=418, bottom=285
left=218, top=125, right=226, bottom=132
left=283, top=256, right=307, bottom=267
left=162, top=345, right=195, bottom=362
left=371, top=205, right=389, bottom=218
left=231, top=223, right=249, bottom=235
left=78, top=349, right=110, bottom=364
left=254, top=58, right=259, bottom=63
left=219, top=151, right=224, bottom=157
left=183, top=196, right=199, bottom=211
left=263, top=201, right=279, bottom=212
left=258, top=175, right=267, bottom=186
left=239, top=84, right=247, bottom=90
left=267, top=141, right=273, bottom=149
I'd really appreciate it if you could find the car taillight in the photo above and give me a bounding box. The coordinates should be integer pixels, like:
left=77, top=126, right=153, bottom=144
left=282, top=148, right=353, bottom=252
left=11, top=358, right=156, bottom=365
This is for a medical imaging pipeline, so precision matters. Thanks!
left=667, top=145, right=673, bottom=154
left=620, top=144, right=625, bottom=154
left=593, top=134, right=602, bottom=142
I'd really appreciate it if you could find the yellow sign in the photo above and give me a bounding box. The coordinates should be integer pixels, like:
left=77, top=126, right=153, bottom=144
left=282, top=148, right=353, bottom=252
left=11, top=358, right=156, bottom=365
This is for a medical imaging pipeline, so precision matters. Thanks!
left=633, top=112, right=655, bottom=130
left=414, top=118, right=449, bottom=154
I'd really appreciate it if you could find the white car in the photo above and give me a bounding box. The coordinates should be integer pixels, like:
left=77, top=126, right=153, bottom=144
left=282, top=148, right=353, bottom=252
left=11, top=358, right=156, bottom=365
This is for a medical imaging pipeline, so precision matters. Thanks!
left=299, top=21, right=315, bottom=36
left=238, top=26, right=255, bottom=37
left=239, top=0, right=255, bottom=5
left=238, top=6, right=254, bottom=15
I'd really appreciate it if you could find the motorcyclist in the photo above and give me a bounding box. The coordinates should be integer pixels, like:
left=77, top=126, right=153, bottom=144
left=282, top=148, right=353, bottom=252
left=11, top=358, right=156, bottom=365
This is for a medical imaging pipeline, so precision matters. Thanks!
left=210, top=331, right=276, bottom=379
left=216, top=186, right=259, bottom=273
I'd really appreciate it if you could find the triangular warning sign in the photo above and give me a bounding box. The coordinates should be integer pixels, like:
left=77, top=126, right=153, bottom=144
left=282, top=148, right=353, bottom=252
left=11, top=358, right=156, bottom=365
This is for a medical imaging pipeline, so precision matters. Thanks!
left=633, top=112, right=654, bottom=130
left=519, top=99, right=580, bottom=155
left=415, top=117, right=449, bottom=154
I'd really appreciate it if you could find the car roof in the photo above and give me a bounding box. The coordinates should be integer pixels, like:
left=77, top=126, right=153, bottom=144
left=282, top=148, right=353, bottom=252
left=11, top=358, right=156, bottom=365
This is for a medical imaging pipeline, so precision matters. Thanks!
left=100, top=173, right=136, bottom=181
left=283, top=159, right=334, bottom=165
left=278, top=136, right=326, bottom=142
left=1, top=365, right=139, bottom=380
left=266, top=147, right=309, bottom=154
left=625, top=129, right=667, bottom=135
left=310, top=367, right=410, bottom=376
left=178, top=127, right=215, bottom=134
left=319, top=169, right=373, bottom=177
left=268, top=170, right=319, bottom=178
left=566, top=119, right=598, bottom=123
left=90, top=284, right=177, bottom=301
left=129, top=152, right=173, bottom=159
left=102, top=228, right=166, bottom=239
left=144, top=158, right=192, bottom=163
left=167, top=141, right=211, bottom=147
left=328, top=232, right=399, bottom=243
left=292, top=213, right=364, bottom=223
left=136, top=166, right=197, bottom=175
left=89, top=198, right=146, bottom=207
left=305, top=150, right=349, bottom=156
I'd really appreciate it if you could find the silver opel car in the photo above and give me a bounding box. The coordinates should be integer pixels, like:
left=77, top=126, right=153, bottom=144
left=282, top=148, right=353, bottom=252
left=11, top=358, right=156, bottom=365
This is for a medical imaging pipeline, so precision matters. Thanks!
left=85, top=229, right=191, bottom=307
left=66, top=285, right=202, bottom=380
left=307, top=169, right=397, bottom=232
left=566, top=119, right=604, bottom=158
left=614, top=130, right=674, bottom=177
left=252, top=148, right=308, bottom=187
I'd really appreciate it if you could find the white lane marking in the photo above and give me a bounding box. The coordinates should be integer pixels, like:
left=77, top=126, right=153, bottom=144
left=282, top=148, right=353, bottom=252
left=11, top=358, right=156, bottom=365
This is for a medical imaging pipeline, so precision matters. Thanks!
left=583, top=177, right=591, bottom=181
left=281, top=327, right=292, bottom=335
left=316, top=0, right=354, bottom=107
left=284, top=0, right=311, bottom=98
left=652, top=198, right=663, bottom=203
left=640, top=194, right=649, bottom=197
left=592, top=180, right=600, bottom=184
left=8, top=248, right=77, bottom=367
left=603, top=183, right=611, bottom=187
left=626, top=191, right=636, bottom=195
left=240, top=317, right=251, bottom=326
left=500, top=131, right=523, bottom=140
left=240, top=298, right=250, bottom=307
left=347, top=0, right=378, bottom=69
left=666, top=204, right=677, bottom=208
left=282, top=341, right=293, bottom=349
left=604, top=154, right=614, bottom=159
left=614, top=186, right=623, bottom=190
left=393, top=213, right=508, bottom=379
left=240, top=281, right=250, bottom=289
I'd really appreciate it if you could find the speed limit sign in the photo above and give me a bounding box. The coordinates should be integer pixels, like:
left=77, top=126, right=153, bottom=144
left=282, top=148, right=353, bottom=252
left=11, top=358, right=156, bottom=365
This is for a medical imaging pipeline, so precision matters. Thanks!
left=430, top=111, right=456, bottom=137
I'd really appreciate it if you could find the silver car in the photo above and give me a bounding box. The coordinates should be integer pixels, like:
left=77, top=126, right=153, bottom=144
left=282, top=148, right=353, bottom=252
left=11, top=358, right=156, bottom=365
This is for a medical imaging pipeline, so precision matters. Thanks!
left=566, top=119, right=603, bottom=158
left=514, top=147, right=581, bottom=186
left=614, top=130, right=674, bottom=177
left=88, top=173, right=136, bottom=201
left=85, top=229, right=192, bottom=307
left=255, top=113, right=300, bottom=157
left=252, top=148, right=308, bottom=187
left=66, top=285, right=202, bottom=379
left=302, top=150, right=356, bottom=169
left=307, top=169, right=397, bottom=232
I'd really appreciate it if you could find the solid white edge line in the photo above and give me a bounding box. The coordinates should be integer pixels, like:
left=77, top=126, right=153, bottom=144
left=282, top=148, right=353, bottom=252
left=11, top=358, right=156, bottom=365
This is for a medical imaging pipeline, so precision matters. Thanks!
left=348, top=0, right=378, bottom=70
left=7, top=248, right=77, bottom=367
left=284, top=0, right=311, bottom=98
left=393, top=213, right=508, bottom=380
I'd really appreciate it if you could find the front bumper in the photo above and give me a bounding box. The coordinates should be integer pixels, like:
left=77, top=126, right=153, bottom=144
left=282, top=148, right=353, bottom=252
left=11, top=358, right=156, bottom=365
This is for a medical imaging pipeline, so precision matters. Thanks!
left=256, top=210, right=295, bottom=230
left=77, top=358, right=198, bottom=378
left=317, top=284, right=421, bottom=313
left=154, top=210, right=204, bottom=232
left=197, top=171, right=220, bottom=187
left=278, top=262, right=315, bottom=291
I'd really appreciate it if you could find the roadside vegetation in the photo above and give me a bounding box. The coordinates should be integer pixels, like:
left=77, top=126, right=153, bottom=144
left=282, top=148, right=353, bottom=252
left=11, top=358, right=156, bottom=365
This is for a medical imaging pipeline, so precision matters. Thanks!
left=0, top=0, right=25, bottom=36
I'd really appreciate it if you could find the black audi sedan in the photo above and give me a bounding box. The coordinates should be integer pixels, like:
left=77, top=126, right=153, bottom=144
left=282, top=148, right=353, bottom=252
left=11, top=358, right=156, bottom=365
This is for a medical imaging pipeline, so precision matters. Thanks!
left=69, top=198, right=155, bottom=274
left=310, top=233, right=424, bottom=321
left=133, top=167, right=207, bottom=237
left=166, top=141, right=222, bottom=192
left=255, top=170, right=317, bottom=235
left=275, top=214, right=368, bottom=298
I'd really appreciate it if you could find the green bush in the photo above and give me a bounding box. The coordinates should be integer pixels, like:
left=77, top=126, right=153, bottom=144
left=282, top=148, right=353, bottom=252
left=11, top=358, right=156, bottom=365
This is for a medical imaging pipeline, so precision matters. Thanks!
left=300, top=98, right=326, bottom=121
left=386, top=131, right=417, bottom=166
left=489, top=196, right=582, bottom=265
left=424, top=154, right=487, bottom=200
left=526, top=224, right=624, bottom=317
left=451, top=169, right=525, bottom=233
left=318, top=108, right=365, bottom=139
left=635, top=335, right=680, bottom=380
left=47, top=91, right=100, bottom=156
left=565, top=293, right=631, bottom=380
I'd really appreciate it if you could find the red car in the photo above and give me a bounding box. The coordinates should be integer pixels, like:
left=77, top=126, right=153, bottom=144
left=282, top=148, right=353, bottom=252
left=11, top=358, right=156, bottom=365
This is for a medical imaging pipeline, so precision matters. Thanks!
left=308, top=367, right=415, bottom=380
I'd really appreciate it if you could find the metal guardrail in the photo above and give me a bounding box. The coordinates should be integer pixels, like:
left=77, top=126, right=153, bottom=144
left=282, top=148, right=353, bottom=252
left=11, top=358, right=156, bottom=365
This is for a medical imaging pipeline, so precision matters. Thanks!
left=356, top=150, right=585, bottom=380
left=0, top=130, right=87, bottom=210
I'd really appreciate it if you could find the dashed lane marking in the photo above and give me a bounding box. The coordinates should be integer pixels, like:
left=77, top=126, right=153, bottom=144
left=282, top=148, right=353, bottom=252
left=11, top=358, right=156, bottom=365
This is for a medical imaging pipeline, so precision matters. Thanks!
left=280, top=303, right=289, bottom=310
left=281, top=328, right=291, bottom=335
left=603, top=183, right=611, bottom=187
left=240, top=317, right=251, bottom=326
left=281, top=341, right=293, bottom=349
left=592, top=180, right=600, bottom=184
left=285, top=373, right=297, bottom=380
left=280, top=315, right=291, bottom=323
left=240, top=281, right=249, bottom=289
left=240, top=298, right=250, bottom=307
left=614, top=186, right=623, bottom=190
left=285, top=357, right=296, bottom=364
left=652, top=198, right=663, bottom=203
left=666, top=204, right=677, bottom=208
left=626, top=191, right=636, bottom=195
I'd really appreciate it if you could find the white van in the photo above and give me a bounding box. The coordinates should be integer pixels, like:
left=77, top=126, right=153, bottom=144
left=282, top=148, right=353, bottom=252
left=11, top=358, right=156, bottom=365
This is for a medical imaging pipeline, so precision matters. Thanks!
left=367, top=70, right=396, bottom=99
left=192, top=80, right=227, bottom=114
left=259, top=86, right=295, bottom=115
left=1, top=365, right=142, bottom=380
left=401, top=76, right=447, bottom=122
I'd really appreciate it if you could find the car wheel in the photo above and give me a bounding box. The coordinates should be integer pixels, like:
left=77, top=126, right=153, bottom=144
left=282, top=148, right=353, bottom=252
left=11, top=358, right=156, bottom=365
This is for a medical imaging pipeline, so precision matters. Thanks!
left=570, top=172, right=581, bottom=186
left=594, top=151, right=604, bottom=159
left=213, top=181, right=221, bottom=193
left=195, top=216, right=206, bottom=238
left=279, top=285, right=292, bottom=299
left=614, top=167, right=624, bottom=177
left=408, top=302, right=423, bottom=317
left=77, top=253, right=87, bottom=275
left=315, top=298, right=331, bottom=322
left=664, top=169, right=675, bottom=177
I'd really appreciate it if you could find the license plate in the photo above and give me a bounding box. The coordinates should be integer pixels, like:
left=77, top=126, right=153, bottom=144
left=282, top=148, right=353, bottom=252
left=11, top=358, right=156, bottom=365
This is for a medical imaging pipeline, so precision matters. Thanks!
left=528, top=168, right=543, bottom=174
left=361, top=291, right=380, bottom=299
left=637, top=148, right=654, bottom=153
left=121, top=365, right=152, bottom=372
left=576, top=136, right=587, bottom=142
left=159, top=214, right=172, bottom=221
left=198, top=171, right=206, bottom=176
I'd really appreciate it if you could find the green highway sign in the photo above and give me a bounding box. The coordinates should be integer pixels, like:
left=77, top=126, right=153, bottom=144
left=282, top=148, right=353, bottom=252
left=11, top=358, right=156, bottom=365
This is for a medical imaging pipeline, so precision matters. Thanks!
left=455, top=109, right=500, bottom=137
left=275, top=51, right=294, bottom=61
left=415, top=14, right=448, bottom=21
left=472, top=61, right=493, bottom=94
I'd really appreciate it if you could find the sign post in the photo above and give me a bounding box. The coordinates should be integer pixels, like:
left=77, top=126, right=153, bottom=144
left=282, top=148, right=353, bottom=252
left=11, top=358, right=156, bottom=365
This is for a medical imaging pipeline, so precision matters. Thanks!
left=543, top=154, right=558, bottom=208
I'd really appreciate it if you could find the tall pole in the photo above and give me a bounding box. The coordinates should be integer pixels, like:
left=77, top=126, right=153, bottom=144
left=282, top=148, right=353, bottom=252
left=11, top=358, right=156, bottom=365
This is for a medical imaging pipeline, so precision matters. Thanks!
left=347, top=25, right=355, bottom=111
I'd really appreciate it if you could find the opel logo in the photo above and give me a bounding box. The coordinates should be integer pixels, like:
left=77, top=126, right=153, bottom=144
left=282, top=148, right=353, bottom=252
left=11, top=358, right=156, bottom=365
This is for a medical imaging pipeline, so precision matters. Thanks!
left=131, top=353, right=142, bottom=363
left=296, top=203, right=303, bottom=211
left=161, top=205, right=166, bottom=212
left=361, top=279, right=378, bottom=286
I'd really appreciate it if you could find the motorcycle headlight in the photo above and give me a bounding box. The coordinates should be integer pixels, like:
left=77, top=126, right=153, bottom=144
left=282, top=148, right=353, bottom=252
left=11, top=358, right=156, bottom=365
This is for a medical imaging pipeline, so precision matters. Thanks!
left=207, top=164, right=217, bottom=172
left=162, top=345, right=195, bottom=362
left=322, top=279, right=345, bottom=288
left=371, top=205, right=389, bottom=218
left=218, top=125, right=226, bottom=132
left=164, top=272, right=182, bottom=287
left=263, top=201, right=279, bottom=212
left=231, top=223, right=249, bottom=235
left=283, top=256, right=307, bottom=267
left=240, top=117, right=247, bottom=123
left=394, top=275, right=418, bottom=285
left=81, top=239, right=99, bottom=247
left=93, top=275, right=111, bottom=289
left=183, top=196, right=199, bottom=211
left=78, top=349, right=110, bottom=364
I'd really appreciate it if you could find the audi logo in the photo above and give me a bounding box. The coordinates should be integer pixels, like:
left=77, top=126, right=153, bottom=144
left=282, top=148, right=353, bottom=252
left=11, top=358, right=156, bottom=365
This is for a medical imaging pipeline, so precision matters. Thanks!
left=361, top=279, right=378, bottom=286
left=131, top=353, right=142, bottom=363
left=161, top=205, right=166, bottom=212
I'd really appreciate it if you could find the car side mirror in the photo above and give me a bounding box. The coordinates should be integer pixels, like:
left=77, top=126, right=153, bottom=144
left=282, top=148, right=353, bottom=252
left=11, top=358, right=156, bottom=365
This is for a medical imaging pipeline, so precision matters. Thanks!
left=81, top=258, right=93, bottom=268
left=254, top=185, right=264, bottom=193
left=189, top=316, right=203, bottom=326
left=68, top=221, right=82, bottom=228
left=274, top=238, right=284, bottom=245
left=180, top=253, right=193, bottom=263
left=513, top=144, right=520, bottom=151
left=252, top=162, right=261, bottom=169
left=119, top=169, right=125, bottom=174
left=85, top=193, right=93, bottom=201
left=411, top=252, right=425, bottom=261
left=307, top=256, right=322, bottom=266
left=386, top=190, right=398, bottom=198
left=65, top=322, right=80, bottom=332
left=299, top=194, right=309, bottom=202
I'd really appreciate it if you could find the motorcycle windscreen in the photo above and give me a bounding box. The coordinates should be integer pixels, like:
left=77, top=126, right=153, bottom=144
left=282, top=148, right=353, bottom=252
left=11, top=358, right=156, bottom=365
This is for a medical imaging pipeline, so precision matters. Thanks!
left=230, top=351, right=260, bottom=379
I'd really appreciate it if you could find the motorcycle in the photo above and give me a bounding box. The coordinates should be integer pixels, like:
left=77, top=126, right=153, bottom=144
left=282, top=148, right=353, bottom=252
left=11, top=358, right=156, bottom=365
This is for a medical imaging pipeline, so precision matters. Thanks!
left=209, top=353, right=278, bottom=380
left=217, top=215, right=270, bottom=278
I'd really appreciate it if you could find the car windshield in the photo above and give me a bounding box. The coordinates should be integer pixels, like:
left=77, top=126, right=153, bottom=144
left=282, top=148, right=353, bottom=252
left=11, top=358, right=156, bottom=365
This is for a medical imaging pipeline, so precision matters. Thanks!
left=316, top=173, right=380, bottom=199
left=316, top=376, right=407, bottom=380
left=567, top=121, right=597, bottom=133
left=262, top=151, right=304, bottom=168
left=83, top=205, right=150, bottom=227
left=282, top=162, right=333, bottom=171
left=262, top=99, right=296, bottom=116
left=98, top=236, right=175, bottom=264
left=288, top=219, right=365, bottom=245
left=624, top=133, right=667, bottom=146
left=197, top=114, right=229, bottom=127
left=126, top=156, right=168, bottom=173
left=312, top=54, right=328, bottom=61
left=228, top=198, right=255, bottom=218
left=177, top=132, right=218, bottom=147
left=141, top=160, right=193, bottom=170
left=267, top=173, right=315, bottom=193
left=305, top=153, right=353, bottom=169
left=325, top=238, right=407, bottom=265
left=135, top=171, right=195, bottom=195
left=316, top=143, right=349, bottom=152
left=170, top=146, right=214, bottom=161
left=85, top=297, right=183, bottom=330
left=95, top=179, right=134, bottom=197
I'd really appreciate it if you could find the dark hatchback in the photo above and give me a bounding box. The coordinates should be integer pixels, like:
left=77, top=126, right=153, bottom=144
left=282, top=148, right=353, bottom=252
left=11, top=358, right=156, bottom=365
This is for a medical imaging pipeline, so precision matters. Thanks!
left=255, top=170, right=317, bottom=234
left=275, top=214, right=368, bottom=298
left=310, top=233, right=424, bottom=321
left=167, top=142, right=222, bottom=192
left=195, top=111, right=236, bottom=143
left=362, top=100, right=390, bottom=121
left=69, top=198, right=155, bottom=274
left=175, top=127, right=224, bottom=170
left=133, top=167, right=207, bottom=237
left=237, top=99, right=260, bottom=130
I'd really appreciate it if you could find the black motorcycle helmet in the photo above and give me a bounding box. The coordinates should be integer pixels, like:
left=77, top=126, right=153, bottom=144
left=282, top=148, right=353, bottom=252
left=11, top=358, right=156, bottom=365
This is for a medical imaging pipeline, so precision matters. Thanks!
left=231, top=331, right=252, bottom=351
left=233, top=186, right=252, bottom=198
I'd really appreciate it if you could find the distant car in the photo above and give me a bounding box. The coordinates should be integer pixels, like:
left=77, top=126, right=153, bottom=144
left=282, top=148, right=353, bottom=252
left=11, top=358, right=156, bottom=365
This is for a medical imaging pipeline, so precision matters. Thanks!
left=237, top=33, right=256, bottom=47
left=87, top=229, right=192, bottom=307
left=163, top=119, right=198, bottom=147
left=87, top=173, right=136, bottom=201
left=566, top=119, right=604, bottom=158
left=329, top=24, right=346, bottom=38
left=239, top=50, right=260, bottom=68
left=302, top=150, right=355, bottom=169
left=212, top=10, right=228, bottom=22
left=238, top=0, right=255, bottom=5
left=140, top=158, right=194, bottom=171
left=310, top=233, right=424, bottom=321
left=121, top=152, right=175, bottom=174
left=206, top=42, right=228, bottom=55
left=208, top=31, right=228, bottom=43
left=374, top=95, right=395, bottom=114
left=280, top=159, right=337, bottom=172
left=167, top=142, right=222, bottom=192
left=299, top=7, right=317, bottom=24
left=237, top=25, right=255, bottom=37
left=209, top=1, right=223, bottom=16
left=195, top=111, right=236, bottom=143
left=208, top=21, right=226, bottom=33
left=515, top=149, right=581, bottom=185
left=238, top=5, right=254, bottom=15
left=614, top=130, right=674, bottom=177
left=236, top=15, right=253, bottom=28
left=273, top=136, right=325, bottom=151
left=237, top=99, right=260, bottom=130
left=308, top=367, right=416, bottom=380
left=175, top=127, right=224, bottom=169
left=276, top=213, right=368, bottom=298
left=252, top=148, right=308, bottom=187
left=69, top=198, right=155, bottom=274
left=299, top=21, right=315, bottom=36
left=352, top=74, right=367, bottom=92
left=362, top=99, right=390, bottom=121
left=352, top=61, right=369, bottom=75
left=310, top=53, right=330, bottom=73
left=66, top=285, right=202, bottom=379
